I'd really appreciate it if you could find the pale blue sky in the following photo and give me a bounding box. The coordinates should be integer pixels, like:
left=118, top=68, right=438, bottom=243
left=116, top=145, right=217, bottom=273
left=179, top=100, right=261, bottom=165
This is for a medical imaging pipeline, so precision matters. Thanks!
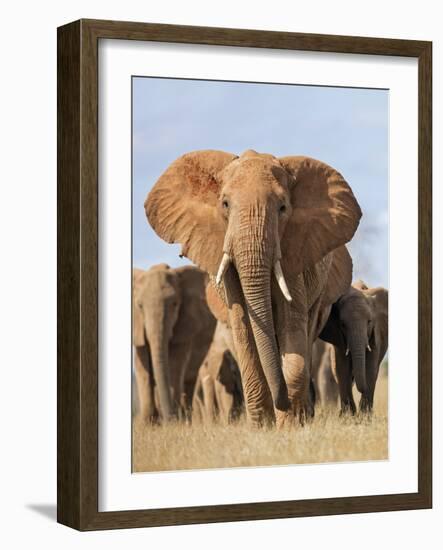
left=133, top=77, right=388, bottom=287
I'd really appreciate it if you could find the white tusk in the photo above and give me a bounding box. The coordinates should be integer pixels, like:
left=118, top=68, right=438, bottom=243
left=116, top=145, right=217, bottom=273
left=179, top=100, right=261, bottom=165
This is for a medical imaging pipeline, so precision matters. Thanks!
left=367, top=344, right=372, bottom=352
left=345, top=348, right=350, bottom=356
left=216, top=253, right=231, bottom=285
left=274, top=260, right=292, bottom=302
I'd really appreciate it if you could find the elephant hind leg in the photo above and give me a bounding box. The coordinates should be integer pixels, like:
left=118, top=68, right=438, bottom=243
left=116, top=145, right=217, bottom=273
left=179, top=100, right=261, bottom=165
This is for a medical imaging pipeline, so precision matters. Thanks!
left=169, top=341, right=192, bottom=421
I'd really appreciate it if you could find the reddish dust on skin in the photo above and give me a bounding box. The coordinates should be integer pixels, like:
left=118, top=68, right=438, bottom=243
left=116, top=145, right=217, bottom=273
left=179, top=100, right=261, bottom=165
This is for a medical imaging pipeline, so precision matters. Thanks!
left=184, top=159, right=219, bottom=198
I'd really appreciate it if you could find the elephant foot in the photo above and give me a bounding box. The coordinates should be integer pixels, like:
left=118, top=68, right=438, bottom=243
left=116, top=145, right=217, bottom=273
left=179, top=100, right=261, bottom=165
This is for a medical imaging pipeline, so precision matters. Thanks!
left=359, top=395, right=373, bottom=415
left=275, top=403, right=308, bottom=428
left=305, top=401, right=315, bottom=422
left=339, top=400, right=356, bottom=417
left=358, top=404, right=373, bottom=421
left=246, top=408, right=275, bottom=428
left=275, top=409, right=296, bottom=429
left=137, top=413, right=160, bottom=426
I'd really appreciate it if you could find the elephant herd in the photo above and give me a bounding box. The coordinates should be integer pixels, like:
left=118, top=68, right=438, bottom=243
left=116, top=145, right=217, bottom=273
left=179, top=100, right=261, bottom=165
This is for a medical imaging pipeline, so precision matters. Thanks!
left=134, top=149, right=388, bottom=428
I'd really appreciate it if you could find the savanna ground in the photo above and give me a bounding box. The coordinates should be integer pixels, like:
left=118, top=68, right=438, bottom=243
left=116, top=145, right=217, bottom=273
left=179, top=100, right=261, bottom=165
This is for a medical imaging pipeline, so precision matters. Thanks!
left=133, top=370, right=388, bottom=473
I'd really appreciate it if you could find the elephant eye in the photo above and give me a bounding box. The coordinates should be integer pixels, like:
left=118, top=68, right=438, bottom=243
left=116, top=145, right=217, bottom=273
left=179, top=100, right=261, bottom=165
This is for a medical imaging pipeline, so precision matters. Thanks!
left=222, top=199, right=229, bottom=209
left=279, top=204, right=286, bottom=214
left=137, top=302, right=142, bottom=309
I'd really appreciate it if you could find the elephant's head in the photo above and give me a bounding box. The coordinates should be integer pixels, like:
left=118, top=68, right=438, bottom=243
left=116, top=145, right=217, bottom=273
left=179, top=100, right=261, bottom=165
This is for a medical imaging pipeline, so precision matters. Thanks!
left=336, top=285, right=374, bottom=394
left=133, top=264, right=182, bottom=420
left=146, top=150, right=361, bottom=414
left=321, top=281, right=388, bottom=397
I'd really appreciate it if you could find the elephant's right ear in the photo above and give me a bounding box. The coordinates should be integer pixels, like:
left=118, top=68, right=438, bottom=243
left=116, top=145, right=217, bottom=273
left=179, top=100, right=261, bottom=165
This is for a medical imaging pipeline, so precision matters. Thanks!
left=145, top=151, right=238, bottom=275
left=133, top=269, right=145, bottom=347
left=367, top=286, right=389, bottom=350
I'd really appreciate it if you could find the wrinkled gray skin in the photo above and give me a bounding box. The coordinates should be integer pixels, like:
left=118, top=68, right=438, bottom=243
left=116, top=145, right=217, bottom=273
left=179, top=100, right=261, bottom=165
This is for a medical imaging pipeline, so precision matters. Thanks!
left=311, top=339, right=339, bottom=408
left=192, top=321, right=243, bottom=424
left=320, top=280, right=388, bottom=414
left=133, top=264, right=216, bottom=423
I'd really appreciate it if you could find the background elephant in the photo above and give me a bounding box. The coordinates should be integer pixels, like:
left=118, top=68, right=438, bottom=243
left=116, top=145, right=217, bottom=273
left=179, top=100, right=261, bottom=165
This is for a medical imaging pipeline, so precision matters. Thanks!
left=146, top=149, right=361, bottom=426
left=311, top=339, right=339, bottom=408
left=320, top=280, right=388, bottom=413
left=192, top=321, right=243, bottom=424
left=133, top=263, right=216, bottom=423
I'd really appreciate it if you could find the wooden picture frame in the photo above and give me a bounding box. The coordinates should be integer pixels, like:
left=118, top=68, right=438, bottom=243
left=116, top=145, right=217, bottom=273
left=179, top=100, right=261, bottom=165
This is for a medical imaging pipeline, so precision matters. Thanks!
left=57, top=19, right=432, bottom=530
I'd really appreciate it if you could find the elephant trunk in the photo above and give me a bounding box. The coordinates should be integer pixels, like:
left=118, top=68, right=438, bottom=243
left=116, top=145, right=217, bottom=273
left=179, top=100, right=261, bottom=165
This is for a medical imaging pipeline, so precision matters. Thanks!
left=146, top=323, right=174, bottom=421
left=348, top=325, right=367, bottom=394
left=232, top=212, right=290, bottom=413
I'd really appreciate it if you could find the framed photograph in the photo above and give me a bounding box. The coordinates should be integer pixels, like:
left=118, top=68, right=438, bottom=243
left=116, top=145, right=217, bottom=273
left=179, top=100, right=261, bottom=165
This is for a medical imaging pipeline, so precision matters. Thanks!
left=57, top=19, right=432, bottom=530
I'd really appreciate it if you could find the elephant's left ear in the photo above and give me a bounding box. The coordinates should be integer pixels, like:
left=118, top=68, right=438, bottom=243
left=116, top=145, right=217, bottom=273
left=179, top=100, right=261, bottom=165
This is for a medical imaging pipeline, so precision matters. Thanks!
left=279, top=156, right=362, bottom=275
left=322, top=246, right=353, bottom=306
left=367, top=286, right=389, bottom=349
left=367, top=286, right=388, bottom=316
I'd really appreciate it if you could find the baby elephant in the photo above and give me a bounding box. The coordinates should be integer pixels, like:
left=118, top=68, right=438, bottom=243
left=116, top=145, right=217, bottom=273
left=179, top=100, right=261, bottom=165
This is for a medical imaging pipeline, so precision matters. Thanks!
left=133, top=263, right=216, bottom=423
left=192, top=321, right=243, bottom=424
left=320, top=280, right=388, bottom=414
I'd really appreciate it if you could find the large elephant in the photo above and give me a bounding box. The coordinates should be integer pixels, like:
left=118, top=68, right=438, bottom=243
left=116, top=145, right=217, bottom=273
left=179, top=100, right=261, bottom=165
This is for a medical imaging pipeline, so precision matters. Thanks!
left=320, top=280, right=388, bottom=413
left=192, top=320, right=243, bottom=424
left=311, top=339, right=339, bottom=408
left=133, top=263, right=216, bottom=422
left=146, top=150, right=361, bottom=426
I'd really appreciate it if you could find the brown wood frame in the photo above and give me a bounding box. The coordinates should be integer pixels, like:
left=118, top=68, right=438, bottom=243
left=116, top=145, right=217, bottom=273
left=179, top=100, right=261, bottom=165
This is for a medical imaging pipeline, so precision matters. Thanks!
left=57, top=18, right=432, bottom=531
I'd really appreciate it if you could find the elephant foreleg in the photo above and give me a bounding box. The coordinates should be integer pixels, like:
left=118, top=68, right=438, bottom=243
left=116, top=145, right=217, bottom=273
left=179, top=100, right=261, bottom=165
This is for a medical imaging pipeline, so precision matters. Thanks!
left=335, top=348, right=356, bottom=415
left=318, top=347, right=339, bottom=408
left=319, top=365, right=339, bottom=407
left=191, top=371, right=205, bottom=424
left=134, top=345, right=156, bottom=423
left=201, top=368, right=217, bottom=423
left=214, top=377, right=234, bottom=424
left=169, top=341, right=192, bottom=420
left=359, top=354, right=381, bottom=413
left=280, top=328, right=310, bottom=424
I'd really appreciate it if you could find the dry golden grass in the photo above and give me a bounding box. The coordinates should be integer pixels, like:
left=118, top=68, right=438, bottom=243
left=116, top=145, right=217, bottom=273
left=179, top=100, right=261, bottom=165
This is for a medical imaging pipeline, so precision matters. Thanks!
left=133, top=374, right=388, bottom=473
